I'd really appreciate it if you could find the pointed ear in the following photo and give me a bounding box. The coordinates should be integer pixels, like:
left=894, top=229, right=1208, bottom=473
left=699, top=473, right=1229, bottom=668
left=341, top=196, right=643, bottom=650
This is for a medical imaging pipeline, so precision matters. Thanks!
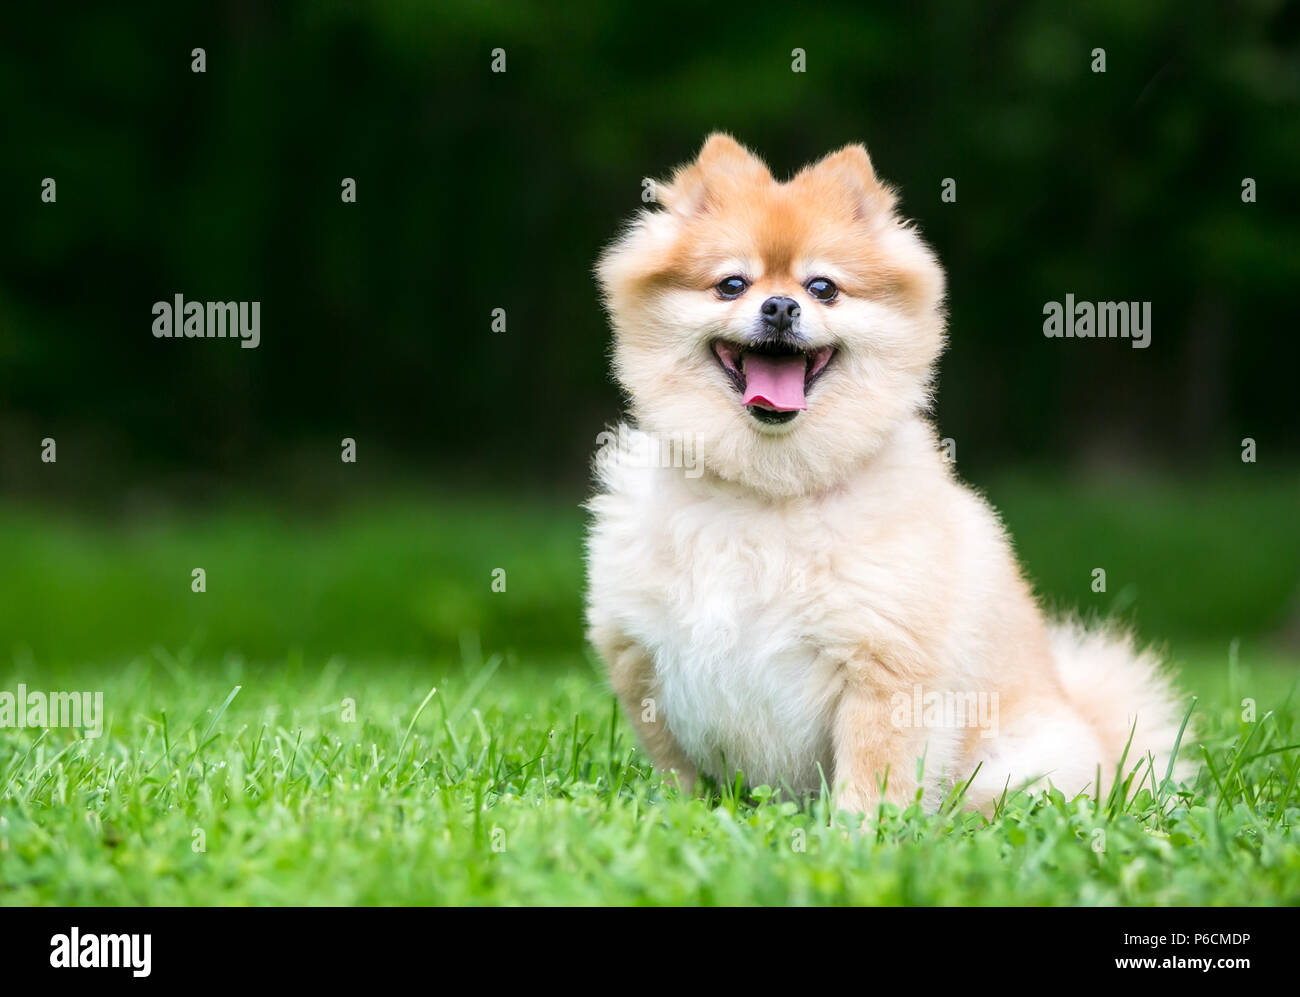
left=695, top=132, right=767, bottom=176
left=810, top=143, right=896, bottom=220
left=656, top=132, right=771, bottom=216
left=819, top=143, right=877, bottom=184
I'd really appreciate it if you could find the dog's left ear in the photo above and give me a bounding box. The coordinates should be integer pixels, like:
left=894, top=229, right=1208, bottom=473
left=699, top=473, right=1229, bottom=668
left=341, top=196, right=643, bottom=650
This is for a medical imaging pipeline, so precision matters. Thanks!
left=811, top=143, right=897, bottom=220
left=820, top=143, right=876, bottom=177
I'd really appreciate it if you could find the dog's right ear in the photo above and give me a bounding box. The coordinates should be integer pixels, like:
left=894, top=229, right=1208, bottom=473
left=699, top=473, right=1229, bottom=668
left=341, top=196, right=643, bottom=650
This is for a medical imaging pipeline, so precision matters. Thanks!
left=694, top=133, right=768, bottom=175
left=655, top=133, right=770, bottom=217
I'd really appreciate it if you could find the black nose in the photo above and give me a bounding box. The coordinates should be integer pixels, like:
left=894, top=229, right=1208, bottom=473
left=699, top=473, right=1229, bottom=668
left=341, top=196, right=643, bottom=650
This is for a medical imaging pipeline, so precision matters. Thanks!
left=760, top=296, right=801, bottom=331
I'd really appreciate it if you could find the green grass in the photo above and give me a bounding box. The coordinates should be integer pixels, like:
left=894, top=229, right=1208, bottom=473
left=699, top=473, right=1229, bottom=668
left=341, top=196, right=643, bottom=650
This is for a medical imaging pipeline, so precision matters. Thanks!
left=2, top=473, right=1299, bottom=905
left=2, top=645, right=1299, bottom=905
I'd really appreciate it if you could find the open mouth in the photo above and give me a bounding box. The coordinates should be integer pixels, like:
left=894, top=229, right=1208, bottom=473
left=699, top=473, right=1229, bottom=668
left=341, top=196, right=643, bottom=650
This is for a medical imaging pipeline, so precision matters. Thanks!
left=711, top=338, right=836, bottom=424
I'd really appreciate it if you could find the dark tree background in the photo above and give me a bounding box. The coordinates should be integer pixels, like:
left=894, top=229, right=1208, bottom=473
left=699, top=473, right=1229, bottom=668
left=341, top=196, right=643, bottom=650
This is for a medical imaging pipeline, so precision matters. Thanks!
left=2, top=1, right=1297, bottom=499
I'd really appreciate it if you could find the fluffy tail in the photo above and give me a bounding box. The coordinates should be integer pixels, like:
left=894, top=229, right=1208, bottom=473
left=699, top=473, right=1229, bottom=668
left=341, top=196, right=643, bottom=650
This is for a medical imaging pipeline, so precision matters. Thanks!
left=1048, top=618, right=1196, bottom=790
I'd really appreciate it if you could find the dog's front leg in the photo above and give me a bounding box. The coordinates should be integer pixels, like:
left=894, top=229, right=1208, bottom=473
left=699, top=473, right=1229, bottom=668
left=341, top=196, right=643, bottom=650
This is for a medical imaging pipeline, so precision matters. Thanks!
left=590, top=626, right=698, bottom=793
left=831, top=677, right=919, bottom=815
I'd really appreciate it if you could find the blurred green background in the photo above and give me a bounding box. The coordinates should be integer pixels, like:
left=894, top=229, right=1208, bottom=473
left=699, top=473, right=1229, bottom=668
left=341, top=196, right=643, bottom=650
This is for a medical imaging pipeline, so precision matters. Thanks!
left=0, top=2, right=1297, bottom=673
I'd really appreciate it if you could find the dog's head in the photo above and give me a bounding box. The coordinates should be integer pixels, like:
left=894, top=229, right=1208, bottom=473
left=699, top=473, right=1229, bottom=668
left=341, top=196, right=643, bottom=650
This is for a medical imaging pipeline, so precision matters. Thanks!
left=597, top=133, right=946, bottom=498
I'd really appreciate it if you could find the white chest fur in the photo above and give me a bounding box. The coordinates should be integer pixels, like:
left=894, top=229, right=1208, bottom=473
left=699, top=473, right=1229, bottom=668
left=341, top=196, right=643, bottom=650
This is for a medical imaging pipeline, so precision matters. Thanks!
left=587, top=439, right=849, bottom=794
left=650, top=591, right=842, bottom=794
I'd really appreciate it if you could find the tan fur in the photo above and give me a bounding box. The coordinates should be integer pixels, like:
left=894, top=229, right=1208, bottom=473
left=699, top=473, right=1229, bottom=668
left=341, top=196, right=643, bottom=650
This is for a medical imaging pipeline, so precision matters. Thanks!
left=591, top=623, right=699, bottom=790
left=586, top=134, right=1191, bottom=814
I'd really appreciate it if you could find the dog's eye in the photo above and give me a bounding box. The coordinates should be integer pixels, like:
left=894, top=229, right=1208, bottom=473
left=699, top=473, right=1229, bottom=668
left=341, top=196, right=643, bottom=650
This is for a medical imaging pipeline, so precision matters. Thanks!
left=805, top=278, right=838, bottom=302
left=716, top=276, right=749, bottom=299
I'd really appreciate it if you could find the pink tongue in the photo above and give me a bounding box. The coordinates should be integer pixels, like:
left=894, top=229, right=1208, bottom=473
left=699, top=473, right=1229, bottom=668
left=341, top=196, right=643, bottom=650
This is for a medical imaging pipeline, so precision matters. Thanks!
left=742, top=354, right=807, bottom=411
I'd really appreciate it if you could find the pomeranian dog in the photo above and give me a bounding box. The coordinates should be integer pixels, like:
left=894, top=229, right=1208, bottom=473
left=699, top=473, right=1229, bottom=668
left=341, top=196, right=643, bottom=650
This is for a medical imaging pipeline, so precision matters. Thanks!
left=586, top=134, right=1189, bottom=813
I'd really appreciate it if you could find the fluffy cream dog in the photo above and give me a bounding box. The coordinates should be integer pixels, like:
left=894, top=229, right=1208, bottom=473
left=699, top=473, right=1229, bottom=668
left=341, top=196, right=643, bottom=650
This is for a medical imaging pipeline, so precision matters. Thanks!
left=586, top=134, right=1188, bottom=813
